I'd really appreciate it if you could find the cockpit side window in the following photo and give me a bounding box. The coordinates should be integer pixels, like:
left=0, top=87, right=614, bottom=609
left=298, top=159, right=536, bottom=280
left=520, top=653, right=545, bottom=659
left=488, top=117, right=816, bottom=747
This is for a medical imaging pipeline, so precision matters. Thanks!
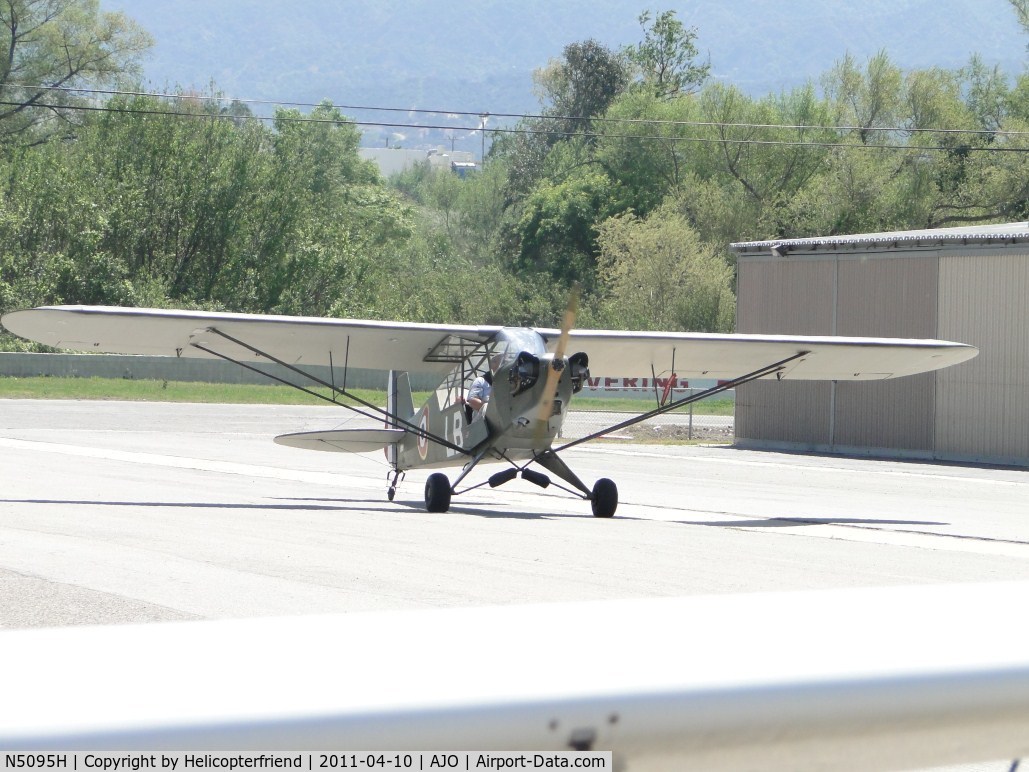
left=431, top=329, right=547, bottom=411
left=434, top=339, right=502, bottom=411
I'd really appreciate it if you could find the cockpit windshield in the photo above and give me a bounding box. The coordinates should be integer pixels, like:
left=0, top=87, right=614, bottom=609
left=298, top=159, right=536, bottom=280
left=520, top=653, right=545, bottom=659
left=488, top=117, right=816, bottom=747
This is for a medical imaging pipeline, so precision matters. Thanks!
left=493, top=327, right=547, bottom=368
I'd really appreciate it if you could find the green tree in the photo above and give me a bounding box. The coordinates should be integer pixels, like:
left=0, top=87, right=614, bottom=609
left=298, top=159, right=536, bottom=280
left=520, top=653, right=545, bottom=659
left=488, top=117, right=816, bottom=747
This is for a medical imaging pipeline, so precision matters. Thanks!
left=774, top=145, right=923, bottom=236
left=499, top=39, right=629, bottom=200
left=1011, top=0, right=1029, bottom=39
left=594, top=205, right=735, bottom=332
left=515, top=170, right=617, bottom=291
left=622, top=9, right=710, bottom=100
left=74, top=94, right=271, bottom=307
left=593, top=90, right=706, bottom=216
left=533, top=39, right=630, bottom=137
left=426, top=165, right=463, bottom=235
left=961, top=55, right=1010, bottom=132
left=0, top=0, right=152, bottom=144
left=259, top=102, right=405, bottom=315
left=453, top=159, right=509, bottom=263
left=0, top=94, right=414, bottom=325
left=700, top=83, right=835, bottom=206
left=823, top=50, right=903, bottom=144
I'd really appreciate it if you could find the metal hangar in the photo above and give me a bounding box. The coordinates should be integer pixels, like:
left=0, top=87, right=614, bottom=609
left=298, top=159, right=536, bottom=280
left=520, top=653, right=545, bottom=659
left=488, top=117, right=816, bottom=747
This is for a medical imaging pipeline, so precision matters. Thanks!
left=730, top=222, right=1029, bottom=467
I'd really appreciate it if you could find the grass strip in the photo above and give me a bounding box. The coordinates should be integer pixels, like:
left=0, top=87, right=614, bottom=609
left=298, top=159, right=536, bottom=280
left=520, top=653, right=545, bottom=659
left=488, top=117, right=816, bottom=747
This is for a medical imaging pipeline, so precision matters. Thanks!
left=0, top=376, right=734, bottom=415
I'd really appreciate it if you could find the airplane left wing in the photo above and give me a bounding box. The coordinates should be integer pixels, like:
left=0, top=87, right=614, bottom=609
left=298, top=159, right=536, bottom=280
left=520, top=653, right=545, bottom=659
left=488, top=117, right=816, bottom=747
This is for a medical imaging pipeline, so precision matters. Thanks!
left=553, top=329, right=978, bottom=381
left=1, top=306, right=501, bottom=376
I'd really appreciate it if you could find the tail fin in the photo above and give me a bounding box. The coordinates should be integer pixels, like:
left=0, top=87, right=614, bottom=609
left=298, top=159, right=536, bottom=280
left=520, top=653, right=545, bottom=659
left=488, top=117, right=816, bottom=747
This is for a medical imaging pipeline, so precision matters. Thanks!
left=386, top=371, right=414, bottom=467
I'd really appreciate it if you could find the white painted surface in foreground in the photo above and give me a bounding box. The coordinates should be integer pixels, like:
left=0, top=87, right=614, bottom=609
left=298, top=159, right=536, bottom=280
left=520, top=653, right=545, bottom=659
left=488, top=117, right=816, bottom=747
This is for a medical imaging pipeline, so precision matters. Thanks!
left=2, top=583, right=1029, bottom=772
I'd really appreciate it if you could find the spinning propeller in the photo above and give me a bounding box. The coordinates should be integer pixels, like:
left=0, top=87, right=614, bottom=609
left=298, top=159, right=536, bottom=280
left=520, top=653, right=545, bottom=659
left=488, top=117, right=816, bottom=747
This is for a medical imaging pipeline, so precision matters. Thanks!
left=534, top=283, right=580, bottom=445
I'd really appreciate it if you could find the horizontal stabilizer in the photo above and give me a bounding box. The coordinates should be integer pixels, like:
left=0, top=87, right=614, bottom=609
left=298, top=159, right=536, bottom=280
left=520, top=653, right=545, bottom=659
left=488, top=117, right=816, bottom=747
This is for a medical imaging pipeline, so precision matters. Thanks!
left=274, top=428, right=405, bottom=453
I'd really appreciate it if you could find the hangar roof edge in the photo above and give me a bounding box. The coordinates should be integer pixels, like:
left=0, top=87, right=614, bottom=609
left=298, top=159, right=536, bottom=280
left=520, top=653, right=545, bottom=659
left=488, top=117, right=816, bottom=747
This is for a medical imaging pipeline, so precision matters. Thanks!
left=731, top=221, right=1029, bottom=253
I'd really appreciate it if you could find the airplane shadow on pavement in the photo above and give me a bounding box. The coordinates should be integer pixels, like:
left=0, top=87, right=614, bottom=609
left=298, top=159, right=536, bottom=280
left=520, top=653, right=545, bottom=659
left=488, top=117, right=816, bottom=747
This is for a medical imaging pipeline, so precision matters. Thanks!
left=688, top=516, right=948, bottom=528
left=0, top=497, right=585, bottom=521
left=283, top=496, right=582, bottom=520
left=3, top=500, right=942, bottom=526
left=0, top=498, right=386, bottom=513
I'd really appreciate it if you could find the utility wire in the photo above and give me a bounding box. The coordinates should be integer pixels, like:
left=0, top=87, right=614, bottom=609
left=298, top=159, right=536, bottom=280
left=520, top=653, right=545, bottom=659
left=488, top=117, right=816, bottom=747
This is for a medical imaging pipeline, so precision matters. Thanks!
left=2, top=95, right=1027, bottom=154
left=7, top=81, right=1029, bottom=140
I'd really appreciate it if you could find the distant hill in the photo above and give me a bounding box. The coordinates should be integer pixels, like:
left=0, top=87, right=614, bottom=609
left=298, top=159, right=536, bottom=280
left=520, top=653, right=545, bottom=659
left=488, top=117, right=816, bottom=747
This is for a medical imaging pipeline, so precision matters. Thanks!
left=101, top=0, right=1026, bottom=154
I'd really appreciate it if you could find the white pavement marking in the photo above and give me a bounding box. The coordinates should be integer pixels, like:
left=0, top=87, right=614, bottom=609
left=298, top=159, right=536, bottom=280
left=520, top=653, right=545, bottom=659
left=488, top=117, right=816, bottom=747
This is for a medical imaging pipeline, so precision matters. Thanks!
left=579, top=445, right=1027, bottom=486
left=0, top=436, right=380, bottom=491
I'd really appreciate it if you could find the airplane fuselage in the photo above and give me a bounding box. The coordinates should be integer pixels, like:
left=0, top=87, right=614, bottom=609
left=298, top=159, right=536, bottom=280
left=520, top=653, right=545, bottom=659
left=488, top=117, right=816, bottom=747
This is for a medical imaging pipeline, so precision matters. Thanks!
left=394, top=328, right=587, bottom=471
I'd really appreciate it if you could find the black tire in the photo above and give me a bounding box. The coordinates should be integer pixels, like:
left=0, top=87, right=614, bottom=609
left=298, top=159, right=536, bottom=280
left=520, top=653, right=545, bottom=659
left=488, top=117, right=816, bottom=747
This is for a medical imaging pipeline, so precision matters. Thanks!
left=425, top=472, right=452, bottom=513
left=387, top=487, right=396, bottom=502
left=591, top=478, right=618, bottom=518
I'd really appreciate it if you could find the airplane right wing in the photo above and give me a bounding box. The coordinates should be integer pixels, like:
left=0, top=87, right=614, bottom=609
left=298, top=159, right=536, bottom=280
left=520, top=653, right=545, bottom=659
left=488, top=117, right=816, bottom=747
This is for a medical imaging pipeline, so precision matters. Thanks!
left=0, top=305, right=500, bottom=376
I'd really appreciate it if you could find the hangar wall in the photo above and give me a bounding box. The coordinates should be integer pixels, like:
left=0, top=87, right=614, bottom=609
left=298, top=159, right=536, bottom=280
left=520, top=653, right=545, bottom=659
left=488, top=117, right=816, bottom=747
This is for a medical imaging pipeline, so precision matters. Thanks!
left=936, top=250, right=1029, bottom=462
left=733, top=224, right=1029, bottom=467
left=832, top=254, right=938, bottom=452
left=735, top=260, right=832, bottom=444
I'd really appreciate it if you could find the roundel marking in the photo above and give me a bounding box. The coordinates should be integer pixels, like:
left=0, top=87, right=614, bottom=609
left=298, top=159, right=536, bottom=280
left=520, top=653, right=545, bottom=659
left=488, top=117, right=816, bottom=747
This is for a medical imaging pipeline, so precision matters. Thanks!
left=417, top=406, right=430, bottom=461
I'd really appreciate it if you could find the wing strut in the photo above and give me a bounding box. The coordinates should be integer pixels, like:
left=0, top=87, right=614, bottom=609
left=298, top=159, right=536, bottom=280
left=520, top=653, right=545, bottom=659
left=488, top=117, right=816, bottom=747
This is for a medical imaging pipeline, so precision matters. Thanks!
left=554, top=351, right=809, bottom=453
left=190, top=328, right=468, bottom=456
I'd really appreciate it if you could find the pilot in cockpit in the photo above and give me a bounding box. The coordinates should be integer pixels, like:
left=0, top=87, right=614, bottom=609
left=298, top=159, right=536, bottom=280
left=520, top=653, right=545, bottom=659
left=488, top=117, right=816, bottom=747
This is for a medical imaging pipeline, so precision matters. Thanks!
left=462, top=353, right=503, bottom=423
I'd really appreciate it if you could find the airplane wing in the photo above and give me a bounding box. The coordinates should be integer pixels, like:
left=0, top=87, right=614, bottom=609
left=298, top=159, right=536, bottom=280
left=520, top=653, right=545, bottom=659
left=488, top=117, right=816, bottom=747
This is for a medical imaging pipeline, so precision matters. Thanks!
left=2, top=305, right=977, bottom=381
left=0, top=306, right=501, bottom=377
left=553, top=329, right=978, bottom=380
left=2, top=582, right=1028, bottom=770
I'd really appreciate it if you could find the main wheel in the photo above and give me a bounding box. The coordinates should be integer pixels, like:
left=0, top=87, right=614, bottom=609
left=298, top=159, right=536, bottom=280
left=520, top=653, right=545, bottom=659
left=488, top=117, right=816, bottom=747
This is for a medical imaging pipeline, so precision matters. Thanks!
left=591, top=478, right=618, bottom=518
left=425, top=472, right=452, bottom=513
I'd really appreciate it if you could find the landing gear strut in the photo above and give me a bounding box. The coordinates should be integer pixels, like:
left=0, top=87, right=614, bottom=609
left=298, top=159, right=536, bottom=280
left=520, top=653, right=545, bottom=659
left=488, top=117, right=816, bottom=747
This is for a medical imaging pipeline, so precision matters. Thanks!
left=387, top=470, right=404, bottom=501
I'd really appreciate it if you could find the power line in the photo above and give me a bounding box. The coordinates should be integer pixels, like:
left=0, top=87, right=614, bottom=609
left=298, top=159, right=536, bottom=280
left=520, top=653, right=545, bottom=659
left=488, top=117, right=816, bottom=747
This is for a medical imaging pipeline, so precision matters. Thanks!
left=2, top=96, right=1027, bottom=155
left=7, top=82, right=1029, bottom=140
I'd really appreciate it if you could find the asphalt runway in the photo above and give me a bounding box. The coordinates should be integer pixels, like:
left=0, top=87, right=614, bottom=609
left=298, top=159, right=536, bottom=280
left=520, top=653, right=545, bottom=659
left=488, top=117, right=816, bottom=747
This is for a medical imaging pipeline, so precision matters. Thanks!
left=2, top=398, right=1027, bottom=630
left=2, top=399, right=1028, bottom=770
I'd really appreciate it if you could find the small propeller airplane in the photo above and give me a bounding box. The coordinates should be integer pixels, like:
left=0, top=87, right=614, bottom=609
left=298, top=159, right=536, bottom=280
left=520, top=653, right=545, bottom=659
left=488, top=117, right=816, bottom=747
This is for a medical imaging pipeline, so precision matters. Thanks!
left=1, top=302, right=977, bottom=517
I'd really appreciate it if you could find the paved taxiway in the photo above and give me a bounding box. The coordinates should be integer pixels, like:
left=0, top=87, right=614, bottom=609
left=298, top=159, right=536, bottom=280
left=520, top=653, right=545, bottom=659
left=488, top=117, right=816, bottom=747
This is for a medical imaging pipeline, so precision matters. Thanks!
left=2, top=399, right=1028, bottom=771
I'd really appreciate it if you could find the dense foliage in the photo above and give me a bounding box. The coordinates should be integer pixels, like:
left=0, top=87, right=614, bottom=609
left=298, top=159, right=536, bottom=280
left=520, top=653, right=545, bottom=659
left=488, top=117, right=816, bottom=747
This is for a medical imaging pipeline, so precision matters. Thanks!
left=2, top=4, right=1028, bottom=350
